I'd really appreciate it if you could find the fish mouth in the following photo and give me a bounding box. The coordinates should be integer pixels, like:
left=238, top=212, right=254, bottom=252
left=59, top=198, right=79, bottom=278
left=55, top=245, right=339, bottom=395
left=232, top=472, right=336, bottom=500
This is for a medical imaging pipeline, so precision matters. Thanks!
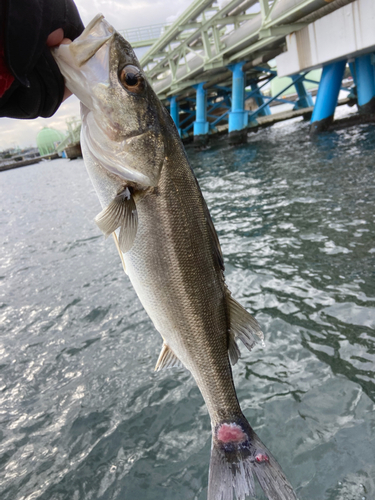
left=52, top=14, right=115, bottom=109
left=69, top=14, right=114, bottom=67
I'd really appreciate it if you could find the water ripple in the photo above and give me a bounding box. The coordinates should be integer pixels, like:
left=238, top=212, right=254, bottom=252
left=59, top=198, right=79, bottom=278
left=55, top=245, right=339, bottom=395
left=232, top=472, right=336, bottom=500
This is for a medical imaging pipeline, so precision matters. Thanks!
left=0, top=120, right=374, bottom=499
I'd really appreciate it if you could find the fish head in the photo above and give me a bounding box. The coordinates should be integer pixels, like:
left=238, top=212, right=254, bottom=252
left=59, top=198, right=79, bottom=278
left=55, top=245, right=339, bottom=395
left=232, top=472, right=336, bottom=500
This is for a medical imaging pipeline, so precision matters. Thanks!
left=52, top=14, right=166, bottom=187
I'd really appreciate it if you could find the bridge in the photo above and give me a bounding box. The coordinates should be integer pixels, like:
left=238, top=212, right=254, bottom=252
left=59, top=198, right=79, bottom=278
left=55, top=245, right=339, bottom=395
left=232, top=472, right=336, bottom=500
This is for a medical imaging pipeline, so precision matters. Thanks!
left=59, top=0, right=375, bottom=154
left=134, top=0, right=375, bottom=143
left=118, top=24, right=168, bottom=49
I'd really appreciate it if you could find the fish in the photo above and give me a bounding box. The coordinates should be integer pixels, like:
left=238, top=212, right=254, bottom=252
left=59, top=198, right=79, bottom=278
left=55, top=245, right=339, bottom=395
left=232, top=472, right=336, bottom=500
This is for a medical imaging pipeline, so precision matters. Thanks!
left=52, top=14, right=298, bottom=500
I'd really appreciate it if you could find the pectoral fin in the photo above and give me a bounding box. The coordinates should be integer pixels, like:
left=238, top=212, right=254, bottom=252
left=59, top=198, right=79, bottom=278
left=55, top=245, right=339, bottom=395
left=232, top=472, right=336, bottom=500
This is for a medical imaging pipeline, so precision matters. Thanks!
left=155, top=342, right=184, bottom=371
left=95, top=187, right=138, bottom=253
left=227, top=294, right=264, bottom=365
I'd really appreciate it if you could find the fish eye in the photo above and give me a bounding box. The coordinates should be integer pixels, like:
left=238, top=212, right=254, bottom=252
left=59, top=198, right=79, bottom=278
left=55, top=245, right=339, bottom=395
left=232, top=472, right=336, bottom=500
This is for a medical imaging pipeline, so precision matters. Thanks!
left=119, top=65, right=144, bottom=93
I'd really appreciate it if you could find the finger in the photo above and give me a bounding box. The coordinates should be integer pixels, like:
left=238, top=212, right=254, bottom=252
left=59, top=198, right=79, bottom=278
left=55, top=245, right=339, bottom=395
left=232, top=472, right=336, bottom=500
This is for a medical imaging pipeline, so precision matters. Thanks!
left=63, top=87, right=72, bottom=102
left=47, top=34, right=73, bottom=102
left=46, top=28, right=64, bottom=47
left=60, top=39, right=73, bottom=101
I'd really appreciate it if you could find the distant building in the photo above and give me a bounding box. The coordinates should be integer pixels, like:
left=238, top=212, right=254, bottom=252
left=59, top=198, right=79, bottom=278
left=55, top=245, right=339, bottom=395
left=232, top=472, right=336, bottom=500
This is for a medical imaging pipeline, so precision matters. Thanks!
left=36, top=127, right=65, bottom=156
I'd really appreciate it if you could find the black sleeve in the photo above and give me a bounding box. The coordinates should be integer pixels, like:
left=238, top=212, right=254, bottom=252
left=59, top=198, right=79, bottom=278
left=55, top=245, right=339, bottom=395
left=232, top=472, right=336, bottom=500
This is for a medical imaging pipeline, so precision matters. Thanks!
left=0, top=0, right=84, bottom=119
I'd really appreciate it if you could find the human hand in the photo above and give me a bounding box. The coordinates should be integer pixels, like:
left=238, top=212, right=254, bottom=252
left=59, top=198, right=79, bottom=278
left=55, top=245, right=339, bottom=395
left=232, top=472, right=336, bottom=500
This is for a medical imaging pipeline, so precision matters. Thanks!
left=0, top=0, right=84, bottom=120
left=46, top=29, right=72, bottom=102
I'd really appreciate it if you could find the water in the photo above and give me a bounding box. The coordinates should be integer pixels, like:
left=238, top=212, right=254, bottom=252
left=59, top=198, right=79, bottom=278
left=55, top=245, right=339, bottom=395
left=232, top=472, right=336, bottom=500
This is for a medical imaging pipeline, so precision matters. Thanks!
left=1, top=119, right=374, bottom=500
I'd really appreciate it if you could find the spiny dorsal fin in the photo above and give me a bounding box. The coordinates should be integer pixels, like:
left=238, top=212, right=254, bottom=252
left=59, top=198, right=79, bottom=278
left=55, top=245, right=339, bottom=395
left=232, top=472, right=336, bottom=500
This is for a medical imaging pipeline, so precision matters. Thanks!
left=228, top=294, right=264, bottom=358
left=155, top=342, right=184, bottom=371
left=95, top=187, right=138, bottom=253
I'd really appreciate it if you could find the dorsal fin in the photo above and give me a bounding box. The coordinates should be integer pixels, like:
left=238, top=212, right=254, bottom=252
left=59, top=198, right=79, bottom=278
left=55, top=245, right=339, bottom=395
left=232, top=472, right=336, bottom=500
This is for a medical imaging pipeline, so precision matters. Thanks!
left=155, top=342, right=184, bottom=371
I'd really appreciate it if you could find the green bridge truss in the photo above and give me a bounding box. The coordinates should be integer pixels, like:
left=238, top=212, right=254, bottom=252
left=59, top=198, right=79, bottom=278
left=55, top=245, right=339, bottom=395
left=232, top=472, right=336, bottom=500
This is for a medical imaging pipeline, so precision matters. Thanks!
left=139, top=0, right=349, bottom=100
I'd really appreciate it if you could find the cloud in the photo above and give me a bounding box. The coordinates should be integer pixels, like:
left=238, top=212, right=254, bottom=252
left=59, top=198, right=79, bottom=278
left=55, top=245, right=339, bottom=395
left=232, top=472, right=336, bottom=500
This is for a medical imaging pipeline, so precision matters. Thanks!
left=76, top=0, right=193, bottom=32
left=0, top=96, right=80, bottom=150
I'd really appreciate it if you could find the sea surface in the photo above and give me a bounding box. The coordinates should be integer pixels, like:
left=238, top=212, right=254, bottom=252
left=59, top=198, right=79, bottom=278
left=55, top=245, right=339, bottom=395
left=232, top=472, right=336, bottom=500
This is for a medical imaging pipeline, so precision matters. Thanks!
left=0, top=118, right=374, bottom=500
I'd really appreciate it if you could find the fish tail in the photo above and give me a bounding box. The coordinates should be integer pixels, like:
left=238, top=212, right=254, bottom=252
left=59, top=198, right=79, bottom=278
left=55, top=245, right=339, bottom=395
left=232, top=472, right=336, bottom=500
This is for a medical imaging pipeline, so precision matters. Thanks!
left=208, top=416, right=297, bottom=500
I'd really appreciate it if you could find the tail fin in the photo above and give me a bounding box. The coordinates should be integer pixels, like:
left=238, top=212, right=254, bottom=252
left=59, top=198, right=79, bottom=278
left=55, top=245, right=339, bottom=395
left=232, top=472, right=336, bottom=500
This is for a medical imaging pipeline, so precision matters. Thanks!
left=208, top=417, right=297, bottom=500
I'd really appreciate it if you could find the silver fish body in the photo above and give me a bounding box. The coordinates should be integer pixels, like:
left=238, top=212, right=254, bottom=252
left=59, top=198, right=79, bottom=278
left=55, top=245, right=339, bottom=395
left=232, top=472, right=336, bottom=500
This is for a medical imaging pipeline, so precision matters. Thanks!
left=53, top=15, right=297, bottom=500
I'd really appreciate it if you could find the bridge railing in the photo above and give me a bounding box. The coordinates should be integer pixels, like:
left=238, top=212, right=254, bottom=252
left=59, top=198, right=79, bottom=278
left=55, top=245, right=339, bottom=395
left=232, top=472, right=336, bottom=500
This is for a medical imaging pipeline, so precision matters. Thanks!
left=118, top=23, right=169, bottom=47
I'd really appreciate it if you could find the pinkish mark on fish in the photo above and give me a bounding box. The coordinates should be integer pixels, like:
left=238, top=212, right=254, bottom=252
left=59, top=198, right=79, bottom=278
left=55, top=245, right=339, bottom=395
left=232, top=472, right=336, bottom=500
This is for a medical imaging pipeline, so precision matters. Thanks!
left=217, top=423, right=247, bottom=443
left=255, top=453, right=269, bottom=463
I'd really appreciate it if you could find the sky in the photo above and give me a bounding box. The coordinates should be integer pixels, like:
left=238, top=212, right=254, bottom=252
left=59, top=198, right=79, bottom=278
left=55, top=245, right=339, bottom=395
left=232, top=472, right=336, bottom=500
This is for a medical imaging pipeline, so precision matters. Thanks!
left=0, top=0, right=194, bottom=150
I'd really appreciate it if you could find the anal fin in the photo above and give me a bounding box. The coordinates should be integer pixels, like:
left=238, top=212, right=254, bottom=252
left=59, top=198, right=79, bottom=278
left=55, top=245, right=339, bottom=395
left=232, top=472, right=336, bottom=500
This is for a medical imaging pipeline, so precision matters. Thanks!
left=95, top=187, right=138, bottom=253
left=155, top=342, right=184, bottom=371
left=227, top=294, right=264, bottom=364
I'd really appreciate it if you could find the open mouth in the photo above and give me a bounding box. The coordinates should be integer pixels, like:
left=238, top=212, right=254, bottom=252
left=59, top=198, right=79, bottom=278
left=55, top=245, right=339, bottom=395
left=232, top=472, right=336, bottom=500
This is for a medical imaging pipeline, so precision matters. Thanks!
left=69, top=14, right=114, bottom=67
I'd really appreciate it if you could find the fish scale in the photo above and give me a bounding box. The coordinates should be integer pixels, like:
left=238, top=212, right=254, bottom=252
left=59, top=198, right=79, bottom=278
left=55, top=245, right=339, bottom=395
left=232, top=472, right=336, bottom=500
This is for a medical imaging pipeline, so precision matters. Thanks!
left=52, top=14, right=298, bottom=500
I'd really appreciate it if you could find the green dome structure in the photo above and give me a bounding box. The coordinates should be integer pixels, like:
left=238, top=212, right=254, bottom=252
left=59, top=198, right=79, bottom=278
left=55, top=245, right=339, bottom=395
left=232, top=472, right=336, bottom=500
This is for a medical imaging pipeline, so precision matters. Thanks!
left=36, top=127, right=66, bottom=156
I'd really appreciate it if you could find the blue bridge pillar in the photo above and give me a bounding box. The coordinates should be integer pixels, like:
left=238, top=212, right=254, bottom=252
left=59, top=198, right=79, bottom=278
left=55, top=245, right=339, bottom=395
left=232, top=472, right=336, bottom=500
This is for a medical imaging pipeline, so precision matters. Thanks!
left=228, top=62, right=248, bottom=144
left=310, top=60, right=346, bottom=134
left=169, top=96, right=181, bottom=136
left=250, top=82, right=271, bottom=117
left=193, top=83, right=209, bottom=146
left=355, top=53, right=375, bottom=114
